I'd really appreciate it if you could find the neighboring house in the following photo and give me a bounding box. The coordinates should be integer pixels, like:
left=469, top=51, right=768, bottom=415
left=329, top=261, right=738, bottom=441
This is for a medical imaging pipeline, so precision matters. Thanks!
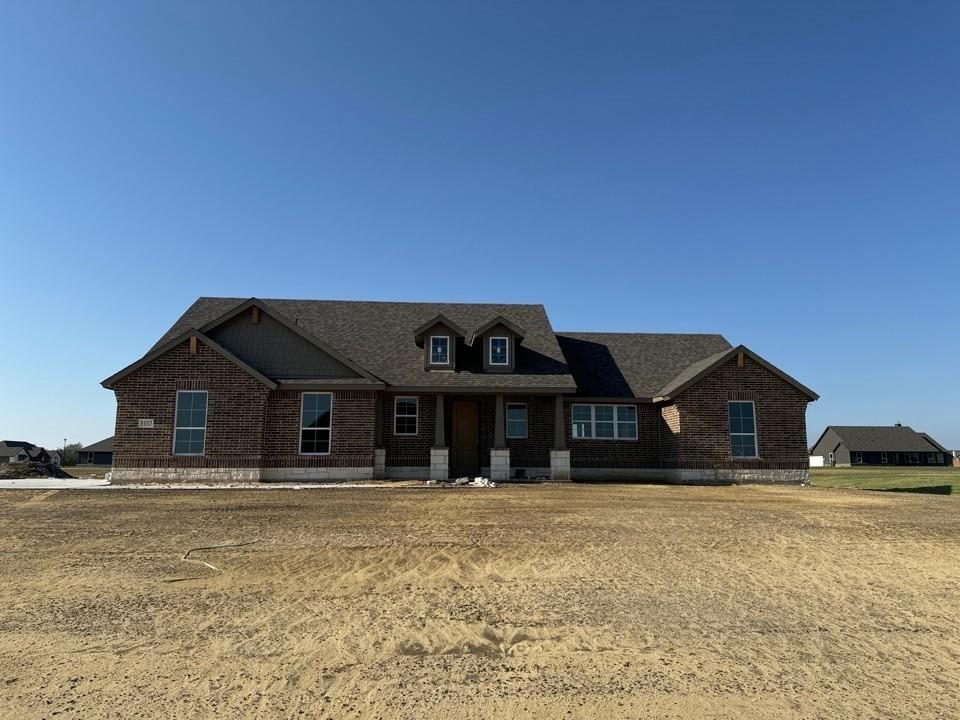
left=810, top=425, right=953, bottom=467
left=48, top=450, right=62, bottom=466
left=101, top=297, right=819, bottom=484
left=77, top=437, right=114, bottom=466
left=0, top=441, right=52, bottom=464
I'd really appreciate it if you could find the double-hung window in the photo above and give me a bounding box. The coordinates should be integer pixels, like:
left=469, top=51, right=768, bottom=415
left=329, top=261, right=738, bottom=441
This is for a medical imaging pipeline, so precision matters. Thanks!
left=300, top=392, right=332, bottom=454
left=489, top=337, right=509, bottom=365
left=728, top=401, right=758, bottom=458
left=928, top=452, right=938, bottom=464
left=174, top=391, right=207, bottom=456
left=506, top=403, right=527, bottom=439
left=430, top=336, right=450, bottom=365
left=881, top=451, right=888, bottom=464
left=394, top=397, right=418, bottom=435
left=852, top=451, right=863, bottom=464
left=571, top=404, right=638, bottom=440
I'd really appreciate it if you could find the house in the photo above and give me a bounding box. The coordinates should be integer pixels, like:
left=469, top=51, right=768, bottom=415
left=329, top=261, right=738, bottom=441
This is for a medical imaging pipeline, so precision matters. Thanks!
left=77, top=437, right=114, bottom=466
left=0, top=441, right=52, bottom=464
left=48, top=450, right=62, bottom=466
left=101, top=297, right=819, bottom=484
left=810, top=425, right=953, bottom=467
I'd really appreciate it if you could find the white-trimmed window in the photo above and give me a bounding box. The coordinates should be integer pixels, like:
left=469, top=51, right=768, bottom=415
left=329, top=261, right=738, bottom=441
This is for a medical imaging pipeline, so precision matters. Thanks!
left=300, top=392, right=332, bottom=454
left=173, top=390, right=208, bottom=456
left=394, top=396, right=418, bottom=435
left=828, top=452, right=834, bottom=465
left=728, top=401, right=758, bottom=458
left=506, top=403, right=527, bottom=439
left=853, top=451, right=863, bottom=464
left=430, top=336, right=450, bottom=365
left=881, top=451, right=888, bottom=464
left=489, top=337, right=509, bottom=365
left=571, top=404, right=638, bottom=440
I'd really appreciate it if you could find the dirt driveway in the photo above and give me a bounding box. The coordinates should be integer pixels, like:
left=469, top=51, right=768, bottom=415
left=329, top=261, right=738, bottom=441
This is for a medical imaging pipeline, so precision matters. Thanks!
left=0, top=484, right=957, bottom=719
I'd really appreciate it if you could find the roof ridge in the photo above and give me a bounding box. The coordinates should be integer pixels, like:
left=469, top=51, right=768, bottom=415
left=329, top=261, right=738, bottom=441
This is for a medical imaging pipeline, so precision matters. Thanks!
left=199, top=296, right=549, bottom=308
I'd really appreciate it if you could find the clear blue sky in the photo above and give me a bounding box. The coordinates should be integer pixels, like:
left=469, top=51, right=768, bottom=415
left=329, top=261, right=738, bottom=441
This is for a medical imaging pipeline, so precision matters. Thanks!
left=2, top=1, right=958, bottom=451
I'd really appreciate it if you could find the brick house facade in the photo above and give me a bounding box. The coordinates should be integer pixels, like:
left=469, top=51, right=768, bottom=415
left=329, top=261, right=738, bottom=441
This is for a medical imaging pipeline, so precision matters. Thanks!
left=102, top=297, right=818, bottom=484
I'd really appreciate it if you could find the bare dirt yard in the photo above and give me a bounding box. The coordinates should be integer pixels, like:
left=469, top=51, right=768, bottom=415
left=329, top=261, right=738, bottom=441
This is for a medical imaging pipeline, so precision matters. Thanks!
left=1, top=484, right=958, bottom=719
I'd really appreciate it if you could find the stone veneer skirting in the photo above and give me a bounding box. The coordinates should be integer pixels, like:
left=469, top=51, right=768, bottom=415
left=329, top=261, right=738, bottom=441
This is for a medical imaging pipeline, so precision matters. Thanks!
left=569, top=467, right=808, bottom=484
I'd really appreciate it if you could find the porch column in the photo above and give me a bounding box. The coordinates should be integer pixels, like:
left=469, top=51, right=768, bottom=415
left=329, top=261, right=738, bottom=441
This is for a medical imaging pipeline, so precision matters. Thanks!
left=373, top=392, right=385, bottom=479
left=490, top=393, right=510, bottom=481
left=553, top=394, right=566, bottom=450
left=494, top=393, right=505, bottom=448
left=550, top=394, right=571, bottom=482
left=430, top=393, right=449, bottom=481
left=434, top=394, right=445, bottom=447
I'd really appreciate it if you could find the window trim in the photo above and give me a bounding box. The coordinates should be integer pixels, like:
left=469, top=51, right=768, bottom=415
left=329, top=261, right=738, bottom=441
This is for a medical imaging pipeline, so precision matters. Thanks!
left=394, top=396, right=419, bottom=436
left=881, top=451, right=888, bottom=464
left=172, top=390, right=208, bottom=457
left=429, top=335, right=450, bottom=366
left=853, top=451, right=863, bottom=464
left=299, top=391, right=333, bottom=456
left=570, top=404, right=638, bottom=441
left=489, top=336, right=509, bottom=366
left=506, top=402, right=528, bottom=439
left=728, top=400, right=759, bottom=459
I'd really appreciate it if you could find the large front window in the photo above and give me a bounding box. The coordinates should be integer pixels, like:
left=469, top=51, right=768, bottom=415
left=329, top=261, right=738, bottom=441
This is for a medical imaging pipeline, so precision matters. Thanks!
left=489, top=337, right=509, bottom=365
left=394, top=396, right=419, bottom=435
left=300, top=392, right=332, bottom=454
left=571, top=404, right=638, bottom=440
left=729, top=401, right=757, bottom=458
left=174, top=391, right=207, bottom=455
left=430, top=336, right=450, bottom=365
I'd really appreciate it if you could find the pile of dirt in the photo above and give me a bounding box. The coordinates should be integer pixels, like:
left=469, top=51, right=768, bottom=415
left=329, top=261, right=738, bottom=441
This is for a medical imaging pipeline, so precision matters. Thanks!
left=0, top=462, right=73, bottom=480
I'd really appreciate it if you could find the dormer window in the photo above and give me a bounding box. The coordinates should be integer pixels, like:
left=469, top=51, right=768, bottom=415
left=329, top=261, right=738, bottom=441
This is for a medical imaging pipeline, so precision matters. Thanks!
left=430, top=336, right=450, bottom=365
left=489, top=337, right=509, bottom=365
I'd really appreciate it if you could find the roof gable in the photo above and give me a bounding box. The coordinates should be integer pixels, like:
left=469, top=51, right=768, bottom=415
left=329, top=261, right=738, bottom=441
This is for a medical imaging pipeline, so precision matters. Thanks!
left=207, top=308, right=362, bottom=380
left=654, top=346, right=819, bottom=402
left=102, top=331, right=279, bottom=390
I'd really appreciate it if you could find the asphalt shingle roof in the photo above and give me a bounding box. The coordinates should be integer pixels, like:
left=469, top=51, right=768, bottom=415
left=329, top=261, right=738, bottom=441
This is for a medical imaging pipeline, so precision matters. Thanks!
left=824, top=426, right=948, bottom=452
left=153, top=298, right=577, bottom=391
left=555, top=333, right=732, bottom=399
left=80, top=436, right=114, bottom=453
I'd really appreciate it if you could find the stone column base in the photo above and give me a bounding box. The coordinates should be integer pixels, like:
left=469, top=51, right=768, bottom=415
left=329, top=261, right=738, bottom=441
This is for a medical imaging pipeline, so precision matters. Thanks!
left=549, top=449, right=571, bottom=482
left=374, top=448, right=386, bottom=479
left=490, top=448, right=510, bottom=481
left=430, top=447, right=449, bottom=481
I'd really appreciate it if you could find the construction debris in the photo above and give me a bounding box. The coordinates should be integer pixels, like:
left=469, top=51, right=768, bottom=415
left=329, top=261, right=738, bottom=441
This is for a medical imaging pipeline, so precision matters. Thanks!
left=0, top=462, right=73, bottom=480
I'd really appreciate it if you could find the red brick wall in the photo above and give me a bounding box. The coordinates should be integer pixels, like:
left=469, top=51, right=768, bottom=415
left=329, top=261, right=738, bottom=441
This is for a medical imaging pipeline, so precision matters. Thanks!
left=382, top=392, right=436, bottom=467
left=669, top=355, right=811, bottom=470
left=112, top=341, right=270, bottom=469
left=566, top=402, right=659, bottom=469
left=261, top=390, right=376, bottom=468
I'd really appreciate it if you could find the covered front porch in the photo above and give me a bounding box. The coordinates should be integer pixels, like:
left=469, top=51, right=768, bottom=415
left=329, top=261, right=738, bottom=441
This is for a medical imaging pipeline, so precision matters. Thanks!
left=376, top=392, right=570, bottom=482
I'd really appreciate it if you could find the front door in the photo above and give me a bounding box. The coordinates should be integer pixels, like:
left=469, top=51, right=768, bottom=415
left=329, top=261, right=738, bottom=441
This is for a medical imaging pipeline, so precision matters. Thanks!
left=451, top=401, right=480, bottom=478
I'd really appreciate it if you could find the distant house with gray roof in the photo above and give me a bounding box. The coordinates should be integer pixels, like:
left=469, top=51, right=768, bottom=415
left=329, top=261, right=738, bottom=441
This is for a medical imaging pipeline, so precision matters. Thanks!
left=100, top=297, right=819, bottom=484
left=78, top=437, right=114, bottom=466
left=0, top=441, right=53, bottom=464
left=810, top=425, right=952, bottom=467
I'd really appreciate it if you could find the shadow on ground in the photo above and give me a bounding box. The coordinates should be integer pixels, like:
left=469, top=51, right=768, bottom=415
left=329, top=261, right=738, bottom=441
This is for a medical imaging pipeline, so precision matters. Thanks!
left=874, top=485, right=953, bottom=496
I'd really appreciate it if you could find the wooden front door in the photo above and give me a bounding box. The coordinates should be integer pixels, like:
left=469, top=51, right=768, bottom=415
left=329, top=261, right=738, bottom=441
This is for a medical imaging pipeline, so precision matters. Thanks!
left=451, top=401, right=480, bottom=478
